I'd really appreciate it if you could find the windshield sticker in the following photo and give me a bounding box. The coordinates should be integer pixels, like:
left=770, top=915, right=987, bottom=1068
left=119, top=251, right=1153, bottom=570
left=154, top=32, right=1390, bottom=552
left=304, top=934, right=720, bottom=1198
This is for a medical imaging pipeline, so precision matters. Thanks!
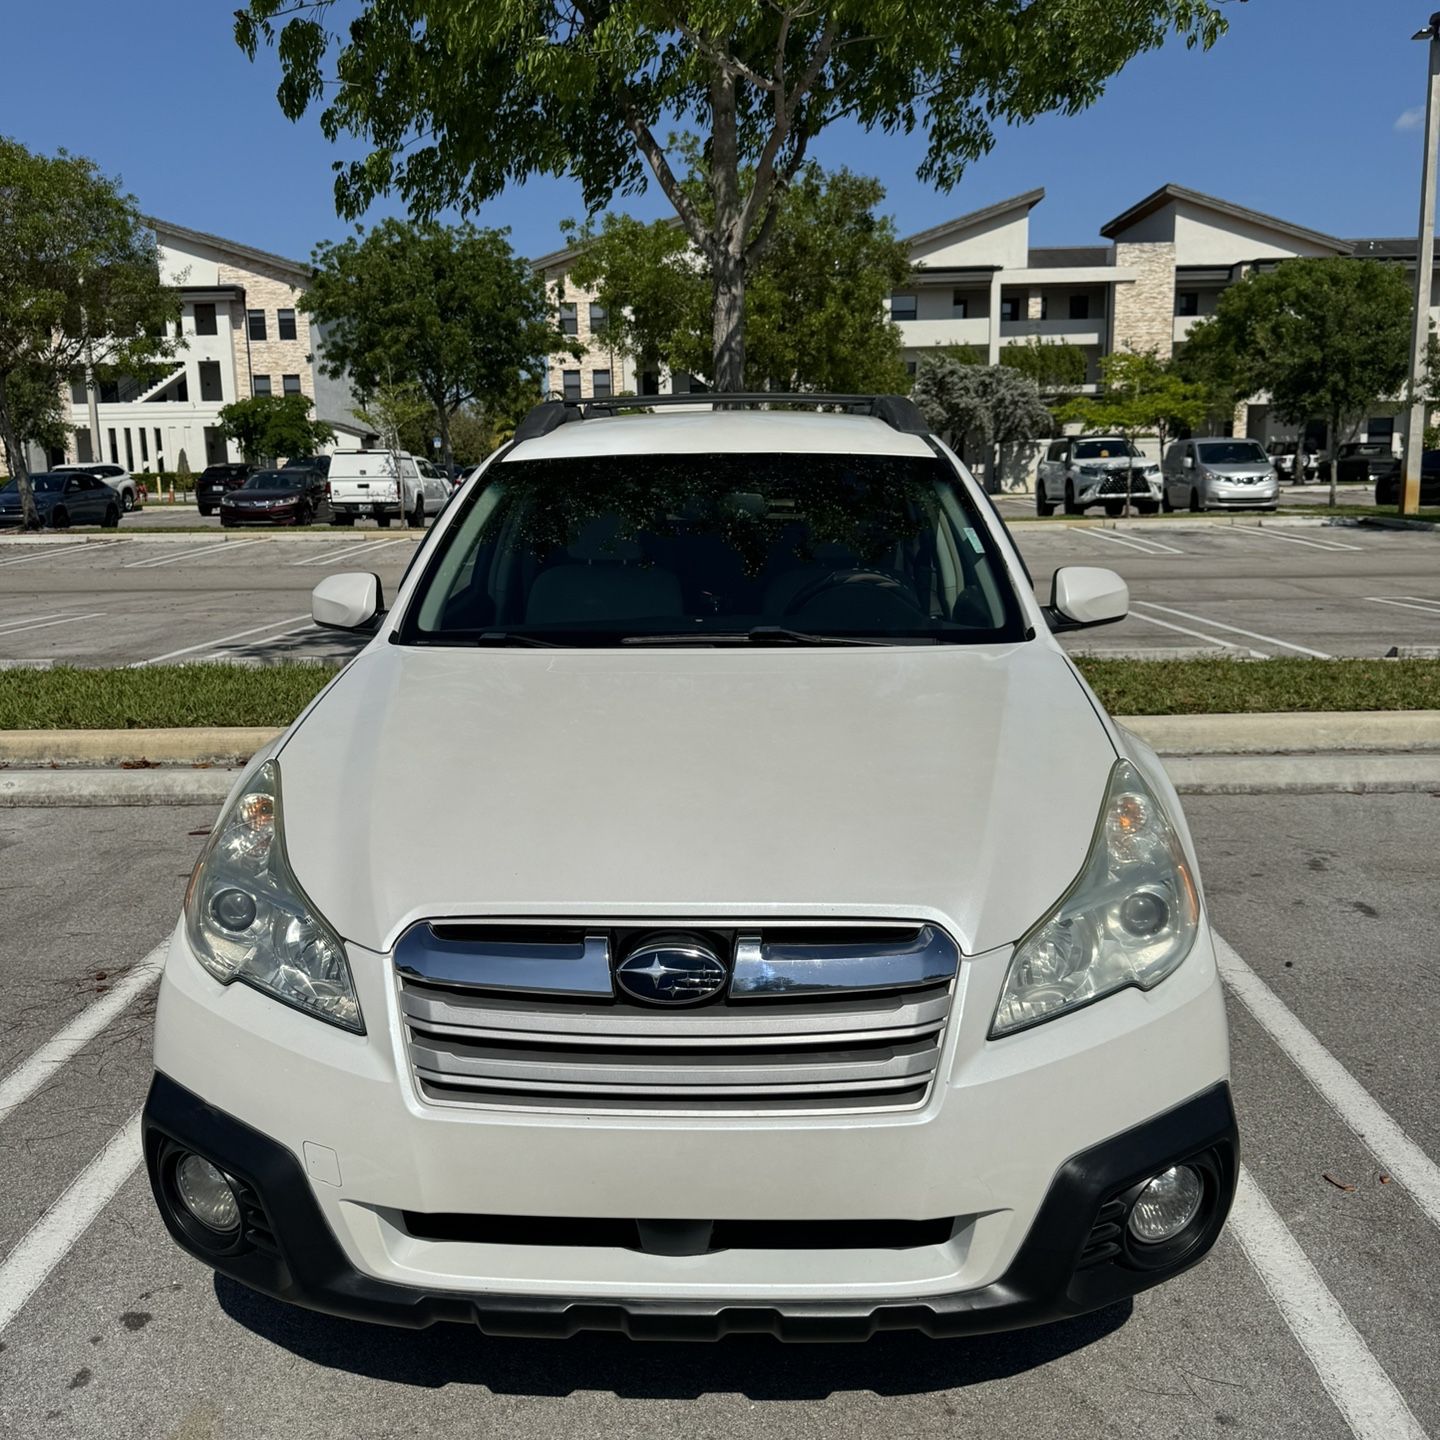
left=964, top=527, right=985, bottom=554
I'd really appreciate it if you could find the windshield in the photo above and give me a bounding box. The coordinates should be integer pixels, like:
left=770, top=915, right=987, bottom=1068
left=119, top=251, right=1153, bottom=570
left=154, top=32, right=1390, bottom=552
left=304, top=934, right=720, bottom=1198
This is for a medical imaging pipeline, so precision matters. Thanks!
left=1072, top=440, right=1140, bottom=460
left=397, top=451, right=1025, bottom=646
left=1197, top=442, right=1269, bottom=466
left=1, top=476, right=65, bottom=494
left=242, top=471, right=298, bottom=489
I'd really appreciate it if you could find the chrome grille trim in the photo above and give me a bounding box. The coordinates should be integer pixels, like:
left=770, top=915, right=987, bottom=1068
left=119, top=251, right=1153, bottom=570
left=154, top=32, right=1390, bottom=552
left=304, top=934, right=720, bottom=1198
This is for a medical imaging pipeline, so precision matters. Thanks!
left=394, top=920, right=961, bottom=1115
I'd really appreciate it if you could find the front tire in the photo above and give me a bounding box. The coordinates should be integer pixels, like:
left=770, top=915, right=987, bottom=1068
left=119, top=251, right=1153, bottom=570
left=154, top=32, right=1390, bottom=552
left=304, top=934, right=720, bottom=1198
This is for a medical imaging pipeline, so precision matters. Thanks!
left=1189, top=487, right=1202, bottom=513
left=121, top=491, right=135, bottom=513
left=1063, top=481, right=1082, bottom=516
left=50, top=507, right=69, bottom=530
left=1161, top=489, right=1174, bottom=513
left=1036, top=482, right=1055, bottom=517
left=102, top=505, right=120, bottom=529
left=410, top=498, right=425, bottom=528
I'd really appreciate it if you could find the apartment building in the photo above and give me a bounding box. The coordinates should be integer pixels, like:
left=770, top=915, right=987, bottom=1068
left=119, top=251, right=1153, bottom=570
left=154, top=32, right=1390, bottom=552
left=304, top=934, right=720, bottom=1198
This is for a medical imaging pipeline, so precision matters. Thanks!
left=536, top=181, right=1436, bottom=452
left=48, top=220, right=367, bottom=474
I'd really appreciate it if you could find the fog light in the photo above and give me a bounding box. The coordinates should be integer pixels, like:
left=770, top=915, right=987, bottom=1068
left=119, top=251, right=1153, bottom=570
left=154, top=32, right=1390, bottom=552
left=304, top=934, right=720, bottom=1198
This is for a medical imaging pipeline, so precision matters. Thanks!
left=175, top=1154, right=240, bottom=1235
left=1128, top=1164, right=1204, bottom=1243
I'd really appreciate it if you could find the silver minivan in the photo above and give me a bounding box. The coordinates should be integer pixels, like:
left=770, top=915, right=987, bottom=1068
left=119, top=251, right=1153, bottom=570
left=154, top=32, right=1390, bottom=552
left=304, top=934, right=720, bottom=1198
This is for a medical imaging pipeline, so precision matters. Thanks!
left=1162, top=438, right=1279, bottom=512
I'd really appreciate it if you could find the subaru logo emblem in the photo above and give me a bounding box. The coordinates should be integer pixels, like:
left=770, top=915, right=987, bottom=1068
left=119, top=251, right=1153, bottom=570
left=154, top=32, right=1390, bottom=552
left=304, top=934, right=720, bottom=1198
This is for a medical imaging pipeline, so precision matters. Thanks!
left=616, top=939, right=729, bottom=1006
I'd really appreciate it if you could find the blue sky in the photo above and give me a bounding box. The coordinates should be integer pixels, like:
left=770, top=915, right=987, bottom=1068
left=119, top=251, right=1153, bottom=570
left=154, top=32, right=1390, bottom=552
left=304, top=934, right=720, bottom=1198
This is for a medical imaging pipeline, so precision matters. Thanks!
left=0, top=1, right=1432, bottom=262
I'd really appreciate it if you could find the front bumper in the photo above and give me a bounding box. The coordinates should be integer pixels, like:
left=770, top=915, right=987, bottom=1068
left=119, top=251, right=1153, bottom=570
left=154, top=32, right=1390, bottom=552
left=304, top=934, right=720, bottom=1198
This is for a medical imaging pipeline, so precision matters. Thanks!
left=143, top=1071, right=1237, bottom=1339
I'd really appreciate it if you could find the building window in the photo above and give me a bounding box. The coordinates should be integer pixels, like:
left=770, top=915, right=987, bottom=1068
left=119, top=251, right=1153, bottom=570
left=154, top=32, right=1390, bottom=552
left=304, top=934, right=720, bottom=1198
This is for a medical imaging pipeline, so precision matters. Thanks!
left=1000, top=296, right=1021, bottom=323
left=175, top=375, right=188, bottom=403
left=70, top=375, right=87, bottom=404
left=124, top=429, right=135, bottom=470
left=890, top=294, right=917, bottom=322
left=951, top=291, right=969, bottom=319
left=253, top=375, right=272, bottom=397
left=1177, top=292, right=1200, bottom=317
left=562, top=369, right=581, bottom=401
left=282, top=374, right=301, bottom=396
left=277, top=308, right=297, bottom=341
left=154, top=428, right=164, bottom=469
left=1069, top=294, right=1090, bottom=321
left=592, top=369, right=613, bottom=399
left=139, top=428, right=149, bottom=464
left=559, top=302, right=578, bottom=337
left=193, top=303, right=217, bottom=336
left=589, top=303, right=608, bottom=334
left=1040, top=294, right=1049, bottom=321
left=640, top=371, right=660, bottom=396
left=247, top=310, right=267, bottom=341
left=198, top=361, right=223, bottom=402
left=1368, top=416, right=1395, bottom=443
left=904, top=360, right=918, bottom=379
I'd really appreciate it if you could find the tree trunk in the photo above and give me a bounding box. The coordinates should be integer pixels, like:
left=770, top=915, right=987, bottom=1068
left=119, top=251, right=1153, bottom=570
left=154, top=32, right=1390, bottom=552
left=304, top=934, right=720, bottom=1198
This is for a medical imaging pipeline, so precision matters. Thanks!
left=709, top=65, right=746, bottom=392
left=438, top=403, right=453, bottom=473
left=1328, top=412, right=1339, bottom=507
left=0, top=375, right=40, bottom=531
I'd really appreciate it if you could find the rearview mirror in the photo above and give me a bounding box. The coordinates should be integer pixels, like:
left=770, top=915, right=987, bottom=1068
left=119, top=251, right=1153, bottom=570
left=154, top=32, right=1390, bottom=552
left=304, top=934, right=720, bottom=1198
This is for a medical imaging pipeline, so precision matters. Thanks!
left=312, top=572, right=385, bottom=631
left=1044, top=566, right=1128, bottom=632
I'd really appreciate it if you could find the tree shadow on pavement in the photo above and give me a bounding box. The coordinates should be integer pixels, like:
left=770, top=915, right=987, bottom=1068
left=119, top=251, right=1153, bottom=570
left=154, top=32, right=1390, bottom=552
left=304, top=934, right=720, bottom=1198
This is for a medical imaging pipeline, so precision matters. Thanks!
left=214, top=1278, right=1131, bottom=1399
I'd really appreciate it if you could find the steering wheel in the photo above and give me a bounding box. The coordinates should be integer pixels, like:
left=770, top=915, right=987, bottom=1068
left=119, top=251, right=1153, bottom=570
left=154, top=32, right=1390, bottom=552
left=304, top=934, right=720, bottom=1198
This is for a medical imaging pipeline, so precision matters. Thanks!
left=781, top=567, right=926, bottom=620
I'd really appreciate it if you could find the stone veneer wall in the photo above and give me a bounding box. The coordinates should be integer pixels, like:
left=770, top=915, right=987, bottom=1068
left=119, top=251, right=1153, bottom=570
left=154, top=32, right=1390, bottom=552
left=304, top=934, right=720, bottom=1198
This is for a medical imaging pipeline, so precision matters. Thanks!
left=218, top=260, right=315, bottom=402
left=1112, top=242, right=1177, bottom=359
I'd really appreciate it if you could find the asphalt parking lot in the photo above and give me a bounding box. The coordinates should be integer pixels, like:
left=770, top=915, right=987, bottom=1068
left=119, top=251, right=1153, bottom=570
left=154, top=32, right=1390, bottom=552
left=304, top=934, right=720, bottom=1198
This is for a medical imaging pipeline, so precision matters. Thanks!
left=0, top=791, right=1436, bottom=1438
left=0, top=515, right=1436, bottom=667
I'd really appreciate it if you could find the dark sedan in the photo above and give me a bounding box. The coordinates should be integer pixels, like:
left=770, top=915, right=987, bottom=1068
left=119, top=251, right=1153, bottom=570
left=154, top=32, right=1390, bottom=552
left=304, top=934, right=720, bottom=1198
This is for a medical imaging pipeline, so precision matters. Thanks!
left=0, top=472, right=121, bottom=529
left=1374, top=451, right=1440, bottom=507
left=196, top=463, right=254, bottom=516
left=219, top=469, right=331, bottom=527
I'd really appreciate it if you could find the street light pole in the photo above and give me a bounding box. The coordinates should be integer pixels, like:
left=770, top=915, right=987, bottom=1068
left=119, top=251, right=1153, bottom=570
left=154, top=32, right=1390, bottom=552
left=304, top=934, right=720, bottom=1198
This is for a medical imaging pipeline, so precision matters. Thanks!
left=1402, top=14, right=1440, bottom=516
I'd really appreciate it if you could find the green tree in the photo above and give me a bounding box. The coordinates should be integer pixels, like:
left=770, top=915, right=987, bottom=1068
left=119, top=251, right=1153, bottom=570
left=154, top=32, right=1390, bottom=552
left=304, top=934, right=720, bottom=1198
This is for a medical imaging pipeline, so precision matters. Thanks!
left=999, top=337, right=1088, bottom=394
left=1178, top=258, right=1412, bottom=505
left=217, top=393, right=335, bottom=465
left=911, top=354, right=1051, bottom=492
left=5, top=364, right=71, bottom=462
left=0, top=137, right=178, bottom=527
left=567, top=160, right=909, bottom=392
left=1056, top=350, right=1210, bottom=515
left=352, top=378, right=435, bottom=455
left=236, top=0, right=1230, bottom=391
left=303, top=220, right=572, bottom=468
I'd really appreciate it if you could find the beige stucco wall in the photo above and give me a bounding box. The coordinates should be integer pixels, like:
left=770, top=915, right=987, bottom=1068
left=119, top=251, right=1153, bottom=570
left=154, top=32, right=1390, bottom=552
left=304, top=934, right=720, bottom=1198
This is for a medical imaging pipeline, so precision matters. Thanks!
left=1112, top=242, right=1177, bottom=358
left=545, top=272, right=633, bottom=398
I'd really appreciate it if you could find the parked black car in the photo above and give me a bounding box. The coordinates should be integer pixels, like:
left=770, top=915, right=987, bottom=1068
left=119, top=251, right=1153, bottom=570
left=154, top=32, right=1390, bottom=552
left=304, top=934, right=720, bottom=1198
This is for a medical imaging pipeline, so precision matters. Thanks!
left=220, top=468, right=331, bottom=527
left=0, top=472, right=121, bottom=529
left=1374, top=451, right=1440, bottom=507
left=196, top=463, right=254, bottom=517
left=1335, top=442, right=1399, bottom=487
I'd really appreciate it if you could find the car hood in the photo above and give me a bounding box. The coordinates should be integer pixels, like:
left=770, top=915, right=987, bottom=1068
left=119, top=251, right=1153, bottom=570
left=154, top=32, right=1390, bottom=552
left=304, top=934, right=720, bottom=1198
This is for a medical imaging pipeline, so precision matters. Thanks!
left=1204, top=464, right=1274, bottom=479
left=1078, top=456, right=1142, bottom=468
left=277, top=643, right=1117, bottom=956
left=225, top=489, right=302, bottom=502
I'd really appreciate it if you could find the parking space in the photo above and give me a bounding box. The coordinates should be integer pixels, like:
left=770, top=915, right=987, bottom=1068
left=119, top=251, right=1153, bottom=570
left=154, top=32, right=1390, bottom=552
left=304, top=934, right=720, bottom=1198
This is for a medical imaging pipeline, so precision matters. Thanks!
left=0, top=793, right=1436, bottom=1438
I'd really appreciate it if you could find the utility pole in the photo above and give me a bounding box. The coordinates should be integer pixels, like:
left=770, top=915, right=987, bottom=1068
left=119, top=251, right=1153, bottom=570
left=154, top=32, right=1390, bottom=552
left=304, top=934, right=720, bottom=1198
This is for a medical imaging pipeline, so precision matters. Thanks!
left=1402, top=13, right=1440, bottom=516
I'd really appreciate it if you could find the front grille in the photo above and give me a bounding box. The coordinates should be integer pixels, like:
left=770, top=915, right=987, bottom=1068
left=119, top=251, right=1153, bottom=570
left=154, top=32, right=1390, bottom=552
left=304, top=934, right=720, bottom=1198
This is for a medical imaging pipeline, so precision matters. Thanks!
left=394, top=921, right=960, bottom=1115
left=1097, top=470, right=1149, bottom=496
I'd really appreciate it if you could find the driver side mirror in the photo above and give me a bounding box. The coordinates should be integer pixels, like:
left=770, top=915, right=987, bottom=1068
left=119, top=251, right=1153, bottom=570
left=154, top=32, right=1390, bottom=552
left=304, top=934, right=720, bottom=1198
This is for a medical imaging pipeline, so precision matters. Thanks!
left=1182, top=454, right=1195, bottom=470
left=312, top=572, right=385, bottom=631
left=1044, top=566, right=1128, bottom=632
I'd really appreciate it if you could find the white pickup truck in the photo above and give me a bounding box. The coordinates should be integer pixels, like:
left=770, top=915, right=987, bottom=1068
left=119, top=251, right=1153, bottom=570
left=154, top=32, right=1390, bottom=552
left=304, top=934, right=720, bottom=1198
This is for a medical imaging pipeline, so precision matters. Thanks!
left=327, top=450, right=450, bottom=527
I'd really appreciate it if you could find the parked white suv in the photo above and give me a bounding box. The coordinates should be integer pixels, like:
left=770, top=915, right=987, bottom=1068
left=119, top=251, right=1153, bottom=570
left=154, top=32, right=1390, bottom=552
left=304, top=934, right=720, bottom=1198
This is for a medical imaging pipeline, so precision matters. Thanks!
left=1162, top=439, right=1279, bottom=512
left=327, top=449, right=451, bottom=527
left=144, top=394, right=1235, bottom=1340
left=1036, top=437, right=1163, bottom=516
left=51, top=462, right=139, bottom=512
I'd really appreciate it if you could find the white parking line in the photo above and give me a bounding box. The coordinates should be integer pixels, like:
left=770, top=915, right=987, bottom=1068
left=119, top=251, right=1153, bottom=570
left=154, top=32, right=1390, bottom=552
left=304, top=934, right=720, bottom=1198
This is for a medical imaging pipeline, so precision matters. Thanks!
left=133, top=613, right=311, bottom=666
left=1216, top=935, right=1440, bottom=1234
left=0, top=1113, right=142, bottom=1336
left=0, top=944, right=166, bottom=1125
left=1126, top=609, right=1267, bottom=657
left=1366, top=596, right=1440, bottom=616
left=287, top=537, right=408, bottom=567
left=1082, top=528, right=1187, bottom=557
left=123, top=539, right=264, bottom=570
left=1228, top=527, right=1362, bottom=553
left=1134, top=602, right=1334, bottom=659
left=197, top=619, right=317, bottom=661
left=0, top=541, right=119, bottom=568
left=1229, top=1167, right=1428, bottom=1440
left=0, top=611, right=105, bottom=639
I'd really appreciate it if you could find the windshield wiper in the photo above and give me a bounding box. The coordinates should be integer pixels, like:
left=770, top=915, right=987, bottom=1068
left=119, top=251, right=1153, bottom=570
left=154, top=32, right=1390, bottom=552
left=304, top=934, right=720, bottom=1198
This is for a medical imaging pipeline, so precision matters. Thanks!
left=621, top=627, right=894, bottom=647
left=473, top=631, right=562, bottom=647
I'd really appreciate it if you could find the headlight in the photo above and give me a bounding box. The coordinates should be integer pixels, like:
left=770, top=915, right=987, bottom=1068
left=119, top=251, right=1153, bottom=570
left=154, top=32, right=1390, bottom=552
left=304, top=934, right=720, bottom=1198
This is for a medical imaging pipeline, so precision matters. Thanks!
left=183, top=760, right=362, bottom=1032
left=991, top=760, right=1199, bottom=1037
left=1143, top=465, right=1160, bottom=477
left=1077, top=465, right=1102, bottom=477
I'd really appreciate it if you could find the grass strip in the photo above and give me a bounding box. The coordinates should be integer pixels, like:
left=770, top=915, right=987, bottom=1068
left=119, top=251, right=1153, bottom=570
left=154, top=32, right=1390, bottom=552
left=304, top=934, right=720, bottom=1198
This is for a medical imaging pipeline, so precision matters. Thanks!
left=1, top=658, right=1439, bottom=730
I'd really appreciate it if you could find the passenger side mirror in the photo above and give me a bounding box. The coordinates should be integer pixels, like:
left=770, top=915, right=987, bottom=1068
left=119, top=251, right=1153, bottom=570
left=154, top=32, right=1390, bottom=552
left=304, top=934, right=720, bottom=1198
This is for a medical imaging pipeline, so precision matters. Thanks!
left=1044, top=566, right=1128, bottom=632
left=1182, top=455, right=1195, bottom=470
left=312, top=572, right=385, bottom=631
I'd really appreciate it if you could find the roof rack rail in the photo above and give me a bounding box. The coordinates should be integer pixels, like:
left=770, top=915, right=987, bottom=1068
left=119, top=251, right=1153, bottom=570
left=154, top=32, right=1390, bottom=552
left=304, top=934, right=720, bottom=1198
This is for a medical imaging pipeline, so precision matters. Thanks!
left=512, top=393, right=930, bottom=443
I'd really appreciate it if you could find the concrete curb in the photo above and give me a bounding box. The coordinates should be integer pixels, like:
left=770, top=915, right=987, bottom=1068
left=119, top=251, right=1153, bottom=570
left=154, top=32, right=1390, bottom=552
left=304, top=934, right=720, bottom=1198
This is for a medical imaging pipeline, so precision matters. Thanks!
left=0, top=768, right=238, bottom=806
left=4, top=712, right=1436, bottom=770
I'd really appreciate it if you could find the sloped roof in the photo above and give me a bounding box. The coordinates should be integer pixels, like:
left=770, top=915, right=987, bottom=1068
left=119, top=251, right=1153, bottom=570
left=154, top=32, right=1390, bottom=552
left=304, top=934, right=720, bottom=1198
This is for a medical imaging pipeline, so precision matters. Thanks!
left=904, top=188, right=1045, bottom=251
left=146, top=217, right=311, bottom=281
left=1099, top=184, right=1351, bottom=254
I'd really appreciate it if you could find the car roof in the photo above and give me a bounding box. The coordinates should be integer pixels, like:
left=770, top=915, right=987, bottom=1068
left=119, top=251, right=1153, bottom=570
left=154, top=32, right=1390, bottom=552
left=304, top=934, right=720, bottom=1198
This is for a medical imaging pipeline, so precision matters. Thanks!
left=506, top=411, right=934, bottom=462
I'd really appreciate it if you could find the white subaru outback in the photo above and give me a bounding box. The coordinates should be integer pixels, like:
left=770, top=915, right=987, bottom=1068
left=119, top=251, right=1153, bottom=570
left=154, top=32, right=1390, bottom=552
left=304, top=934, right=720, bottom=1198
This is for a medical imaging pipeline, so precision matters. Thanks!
left=144, top=394, right=1236, bottom=1341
